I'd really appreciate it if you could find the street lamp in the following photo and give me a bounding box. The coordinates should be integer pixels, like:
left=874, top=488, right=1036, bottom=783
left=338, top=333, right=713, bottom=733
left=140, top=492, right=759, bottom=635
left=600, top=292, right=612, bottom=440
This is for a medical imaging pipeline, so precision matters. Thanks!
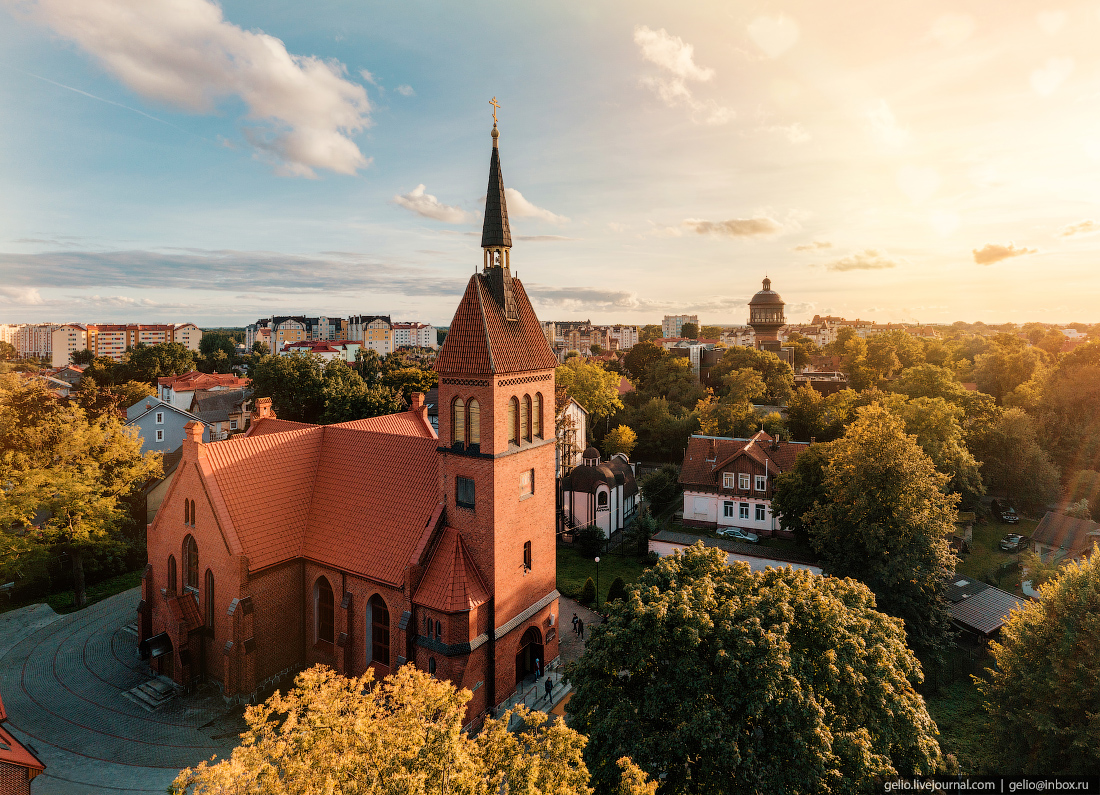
left=594, top=556, right=600, bottom=610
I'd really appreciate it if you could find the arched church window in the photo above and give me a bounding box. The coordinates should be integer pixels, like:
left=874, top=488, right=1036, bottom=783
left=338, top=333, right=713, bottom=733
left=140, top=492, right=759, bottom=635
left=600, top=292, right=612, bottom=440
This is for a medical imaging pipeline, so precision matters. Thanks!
left=370, top=594, right=390, bottom=666
left=508, top=397, right=519, bottom=445
left=205, top=569, right=215, bottom=629
left=522, top=395, right=531, bottom=441
left=533, top=393, right=542, bottom=438
left=315, top=577, right=334, bottom=645
left=167, top=555, right=177, bottom=593
left=184, top=501, right=189, bottom=525
left=598, top=491, right=608, bottom=507
left=183, top=535, right=198, bottom=590
left=468, top=399, right=480, bottom=445
left=428, top=657, right=436, bottom=675
left=452, top=398, right=465, bottom=445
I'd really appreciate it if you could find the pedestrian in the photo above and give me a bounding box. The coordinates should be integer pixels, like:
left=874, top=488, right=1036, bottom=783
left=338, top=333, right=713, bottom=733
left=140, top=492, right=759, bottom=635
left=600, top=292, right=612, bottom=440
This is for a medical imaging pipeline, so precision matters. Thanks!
left=535, top=657, right=541, bottom=679
left=572, top=612, right=579, bottom=635
left=544, top=676, right=553, bottom=702
left=578, top=619, right=584, bottom=640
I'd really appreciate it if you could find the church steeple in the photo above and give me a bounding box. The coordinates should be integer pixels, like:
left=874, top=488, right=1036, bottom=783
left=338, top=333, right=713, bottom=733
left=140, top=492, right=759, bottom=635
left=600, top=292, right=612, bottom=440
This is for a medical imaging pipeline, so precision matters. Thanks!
left=480, top=106, right=518, bottom=320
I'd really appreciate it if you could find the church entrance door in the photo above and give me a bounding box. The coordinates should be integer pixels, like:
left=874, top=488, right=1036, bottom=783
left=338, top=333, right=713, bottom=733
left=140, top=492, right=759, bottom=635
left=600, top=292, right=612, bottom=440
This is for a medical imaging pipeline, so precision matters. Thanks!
left=515, top=626, right=543, bottom=686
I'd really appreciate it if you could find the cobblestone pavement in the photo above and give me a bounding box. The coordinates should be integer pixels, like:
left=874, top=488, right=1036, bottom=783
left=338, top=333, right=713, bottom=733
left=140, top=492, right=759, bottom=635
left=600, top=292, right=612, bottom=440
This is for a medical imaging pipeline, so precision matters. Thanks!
left=0, top=588, right=239, bottom=794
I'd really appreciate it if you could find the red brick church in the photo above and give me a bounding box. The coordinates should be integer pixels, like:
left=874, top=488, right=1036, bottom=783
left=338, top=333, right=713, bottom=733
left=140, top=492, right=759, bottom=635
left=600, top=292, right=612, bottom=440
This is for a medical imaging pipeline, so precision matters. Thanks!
left=139, top=120, right=561, bottom=725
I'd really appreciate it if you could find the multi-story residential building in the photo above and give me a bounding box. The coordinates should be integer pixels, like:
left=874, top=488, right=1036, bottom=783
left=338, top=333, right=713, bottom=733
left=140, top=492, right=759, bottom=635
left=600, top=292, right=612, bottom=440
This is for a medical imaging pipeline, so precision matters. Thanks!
left=51, top=325, right=87, bottom=366
left=542, top=320, right=639, bottom=357
left=172, top=323, right=203, bottom=351
left=347, top=314, right=394, bottom=355
left=279, top=340, right=361, bottom=362
left=720, top=326, right=756, bottom=348
left=662, top=314, right=699, bottom=339
left=16, top=324, right=55, bottom=359
left=49, top=323, right=202, bottom=367
left=0, top=324, right=19, bottom=347
left=393, top=322, right=437, bottom=349
left=157, top=371, right=251, bottom=408
left=608, top=325, right=639, bottom=350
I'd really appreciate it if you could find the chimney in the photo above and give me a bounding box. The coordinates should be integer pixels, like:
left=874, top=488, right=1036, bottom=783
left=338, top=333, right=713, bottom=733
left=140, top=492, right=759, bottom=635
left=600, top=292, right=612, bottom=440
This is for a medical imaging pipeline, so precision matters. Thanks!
left=182, top=420, right=204, bottom=460
left=253, top=397, right=275, bottom=421
left=410, top=391, right=425, bottom=412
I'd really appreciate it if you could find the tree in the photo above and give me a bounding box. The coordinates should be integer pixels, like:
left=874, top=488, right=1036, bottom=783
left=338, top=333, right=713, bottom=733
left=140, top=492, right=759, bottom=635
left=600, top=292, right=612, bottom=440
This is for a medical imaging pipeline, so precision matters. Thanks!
left=1064, top=498, right=1091, bottom=519
left=801, top=405, right=958, bottom=662
left=0, top=379, right=161, bottom=607
left=637, top=357, right=706, bottom=410
left=976, top=548, right=1100, bottom=774
left=622, top=342, right=665, bottom=382
left=602, top=425, right=637, bottom=459
left=557, top=357, right=624, bottom=422
left=639, top=324, right=662, bottom=343
left=74, top=379, right=156, bottom=421
left=972, top=344, right=1046, bottom=403
left=969, top=408, right=1059, bottom=511
left=1037, top=342, right=1100, bottom=473
left=624, top=509, right=658, bottom=557
left=771, top=442, right=831, bottom=545
left=70, top=348, right=95, bottom=365
left=700, top=325, right=722, bottom=341
left=622, top=397, right=698, bottom=462
left=0, top=341, right=15, bottom=361
left=120, top=342, right=196, bottom=386
left=785, top=384, right=825, bottom=441
left=694, top=395, right=757, bottom=439
left=709, top=346, right=793, bottom=405
left=566, top=545, right=944, bottom=794
left=782, top=332, right=815, bottom=369
left=606, top=576, right=627, bottom=603
left=590, top=343, right=603, bottom=355
left=251, top=340, right=270, bottom=355
left=81, top=356, right=120, bottom=386
left=579, top=576, right=597, bottom=605
left=680, top=322, right=698, bottom=339
left=638, top=464, right=681, bottom=513
left=380, top=365, right=438, bottom=402
left=251, top=353, right=404, bottom=425
left=1068, top=470, right=1100, bottom=517
left=173, top=663, right=627, bottom=795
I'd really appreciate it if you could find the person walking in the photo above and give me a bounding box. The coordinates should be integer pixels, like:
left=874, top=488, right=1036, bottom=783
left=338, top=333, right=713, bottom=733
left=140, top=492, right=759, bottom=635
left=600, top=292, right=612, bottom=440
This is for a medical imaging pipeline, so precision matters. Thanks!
left=544, top=676, right=553, bottom=703
left=578, top=619, right=584, bottom=640
left=572, top=612, right=579, bottom=635
left=535, top=657, right=541, bottom=679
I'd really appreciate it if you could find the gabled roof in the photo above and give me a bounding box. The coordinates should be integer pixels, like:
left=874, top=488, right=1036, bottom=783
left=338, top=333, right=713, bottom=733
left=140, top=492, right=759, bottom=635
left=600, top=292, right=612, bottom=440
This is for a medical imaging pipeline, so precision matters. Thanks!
left=434, top=274, right=558, bottom=375
left=1032, top=511, right=1100, bottom=555
left=0, top=720, right=45, bottom=774
left=190, top=389, right=251, bottom=423
left=158, top=371, right=249, bottom=392
left=944, top=576, right=1024, bottom=636
left=244, top=417, right=315, bottom=437
left=191, top=409, right=441, bottom=584
left=414, top=528, right=490, bottom=613
left=126, top=397, right=203, bottom=427
left=166, top=592, right=203, bottom=633
left=680, top=432, right=808, bottom=488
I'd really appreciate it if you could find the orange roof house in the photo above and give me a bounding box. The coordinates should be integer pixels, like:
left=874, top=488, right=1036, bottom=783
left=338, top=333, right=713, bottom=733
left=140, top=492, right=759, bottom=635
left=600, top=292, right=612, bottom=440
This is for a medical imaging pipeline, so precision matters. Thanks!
left=0, top=690, right=45, bottom=794
left=141, top=121, right=561, bottom=728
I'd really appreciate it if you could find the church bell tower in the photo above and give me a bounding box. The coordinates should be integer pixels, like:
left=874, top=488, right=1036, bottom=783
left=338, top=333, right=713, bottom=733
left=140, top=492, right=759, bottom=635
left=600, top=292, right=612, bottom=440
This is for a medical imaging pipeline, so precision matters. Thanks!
left=432, top=112, right=561, bottom=715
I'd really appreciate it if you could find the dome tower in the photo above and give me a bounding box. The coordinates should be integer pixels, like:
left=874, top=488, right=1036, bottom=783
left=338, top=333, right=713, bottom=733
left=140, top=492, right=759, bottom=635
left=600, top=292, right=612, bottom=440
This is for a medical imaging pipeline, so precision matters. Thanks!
left=747, top=277, right=785, bottom=348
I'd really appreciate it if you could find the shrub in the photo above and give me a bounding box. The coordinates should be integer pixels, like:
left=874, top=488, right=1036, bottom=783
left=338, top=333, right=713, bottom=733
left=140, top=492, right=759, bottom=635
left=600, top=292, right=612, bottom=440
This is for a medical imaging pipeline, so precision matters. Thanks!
left=606, top=576, right=628, bottom=603
left=573, top=524, right=605, bottom=557
left=579, top=577, right=596, bottom=606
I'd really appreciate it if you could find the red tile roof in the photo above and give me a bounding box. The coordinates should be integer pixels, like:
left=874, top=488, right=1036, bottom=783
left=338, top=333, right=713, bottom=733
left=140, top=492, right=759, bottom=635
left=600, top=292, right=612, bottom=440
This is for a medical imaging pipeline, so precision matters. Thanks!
left=0, top=722, right=45, bottom=774
left=193, top=409, right=442, bottom=584
left=680, top=431, right=808, bottom=488
left=166, top=592, right=204, bottom=632
left=414, top=528, right=490, bottom=612
left=158, top=371, right=249, bottom=392
left=435, top=274, right=558, bottom=375
left=244, top=417, right=316, bottom=437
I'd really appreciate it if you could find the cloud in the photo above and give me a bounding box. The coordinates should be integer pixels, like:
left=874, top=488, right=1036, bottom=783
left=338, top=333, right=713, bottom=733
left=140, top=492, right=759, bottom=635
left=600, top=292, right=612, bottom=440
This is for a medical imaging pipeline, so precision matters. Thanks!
left=928, top=13, right=975, bottom=47
left=794, top=240, right=832, bottom=251
left=0, top=248, right=469, bottom=297
left=763, top=122, right=810, bottom=144
left=8, top=0, right=372, bottom=177
left=526, top=286, right=644, bottom=309
left=514, top=235, right=575, bottom=242
left=823, top=249, right=901, bottom=271
left=504, top=188, right=568, bottom=224
left=972, top=243, right=1038, bottom=265
left=1037, top=11, right=1067, bottom=35
left=683, top=216, right=783, bottom=238
left=1058, top=220, right=1100, bottom=238
left=866, top=99, right=910, bottom=148
left=746, top=15, right=800, bottom=58
left=0, top=286, right=45, bottom=305
left=1031, top=57, right=1073, bottom=96
left=394, top=185, right=477, bottom=224
left=633, top=25, right=732, bottom=125
left=359, top=69, right=380, bottom=86
left=395, top=84, right=415, bottom=97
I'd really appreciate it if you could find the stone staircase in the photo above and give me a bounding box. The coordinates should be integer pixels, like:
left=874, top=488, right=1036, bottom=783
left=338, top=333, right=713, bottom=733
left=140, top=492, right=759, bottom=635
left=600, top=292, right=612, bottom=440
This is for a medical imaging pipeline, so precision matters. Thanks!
left=124, top=676, right=184, bottom=711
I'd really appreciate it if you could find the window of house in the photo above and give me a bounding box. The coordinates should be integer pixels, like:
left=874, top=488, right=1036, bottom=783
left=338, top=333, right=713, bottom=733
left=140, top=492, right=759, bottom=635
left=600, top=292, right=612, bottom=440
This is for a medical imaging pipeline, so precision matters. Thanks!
left=739, top=503, right=750, bottom=520
left=468, top=399, right=480, bottom=445
left=508, top=397, right=519, bottom=445
left=755, top=475, right=767, bottom=492
left=523, top=540, right=532, bottom=572
left=183, top=535, right=199, bottom=590
left=738, top=473, right=750, bottom=490
left=167, top=555, right=177, bottom=593
left=456, top=476, right=475, bottom=509
left=315, top=577, right=334, bottom=645
left=370, top=594, right=390, bottom=666
left=155, top=430, right=164, bottom=442
left=755, top=504, right=766, bottom=522
left=205, top=569, right=215, bottom=628
left=722, top=473, right=735, bottom=489
left=435, top=620, right=441, bottom=640
left=598, top=491, right=608, bottom=507
left=230, top=420, right=237, bottom=430
left=522, top=395, right=531, bottom=441
left=520, top=468, right=533, bottom=496
left=155, top=412, right=164, bottom=424
left=453, top=397, right=465, bottom=444
left=533, top=393, right=542, bottom=438
left=428, top=657, right=436, bottom=675
left=724, top=501, right=734, bottom=517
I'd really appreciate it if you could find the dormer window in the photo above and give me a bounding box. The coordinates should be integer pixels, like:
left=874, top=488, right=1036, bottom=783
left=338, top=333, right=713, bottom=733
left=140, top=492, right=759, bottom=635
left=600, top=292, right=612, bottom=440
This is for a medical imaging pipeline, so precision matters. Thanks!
left=738, top=473, right=750, bottom=490
left=722, top=473, right=735, bottom=489
left=755, top=475, right=767, bottom=492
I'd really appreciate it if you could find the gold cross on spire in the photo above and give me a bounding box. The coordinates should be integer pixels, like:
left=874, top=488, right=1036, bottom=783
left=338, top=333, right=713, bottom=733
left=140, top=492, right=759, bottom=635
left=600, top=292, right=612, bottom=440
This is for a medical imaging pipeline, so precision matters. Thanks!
left=489, top=96, right=501, bottom=125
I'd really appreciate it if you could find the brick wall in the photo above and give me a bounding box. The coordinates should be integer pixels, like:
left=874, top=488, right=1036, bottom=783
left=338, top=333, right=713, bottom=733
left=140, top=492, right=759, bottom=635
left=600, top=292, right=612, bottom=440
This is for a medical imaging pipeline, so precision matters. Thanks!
left=0, top=761, right=32, bottom=795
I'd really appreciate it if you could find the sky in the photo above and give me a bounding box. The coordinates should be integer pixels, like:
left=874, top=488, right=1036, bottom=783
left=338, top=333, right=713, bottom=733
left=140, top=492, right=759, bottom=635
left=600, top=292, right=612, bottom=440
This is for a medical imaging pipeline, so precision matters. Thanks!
left=2, top=0, right=1100, bottom=328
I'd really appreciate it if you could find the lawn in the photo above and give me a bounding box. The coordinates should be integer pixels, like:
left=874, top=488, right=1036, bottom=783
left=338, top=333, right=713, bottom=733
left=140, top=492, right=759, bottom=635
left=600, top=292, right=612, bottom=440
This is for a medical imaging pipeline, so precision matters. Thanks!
left=956, top=517, right=1039, bottom=594
left=556, top=546, right=647, bottom=606
left=924, top=678, right=990, bottom=774
left=1, top=569, right=144, bottom=616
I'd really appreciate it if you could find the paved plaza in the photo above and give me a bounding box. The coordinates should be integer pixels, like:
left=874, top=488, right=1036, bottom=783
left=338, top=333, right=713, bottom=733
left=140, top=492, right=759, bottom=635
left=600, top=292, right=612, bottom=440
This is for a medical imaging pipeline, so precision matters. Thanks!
left=0, top=588, right=239, bottom=795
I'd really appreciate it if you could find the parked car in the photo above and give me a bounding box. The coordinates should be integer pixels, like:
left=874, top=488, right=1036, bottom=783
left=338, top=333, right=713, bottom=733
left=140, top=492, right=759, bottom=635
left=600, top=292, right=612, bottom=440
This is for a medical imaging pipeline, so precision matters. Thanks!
left=717, top=527, right=760, bottom=543
left=999, top=507, right=1020, bottom=524
left=999, top=533, right=1028, bottom=552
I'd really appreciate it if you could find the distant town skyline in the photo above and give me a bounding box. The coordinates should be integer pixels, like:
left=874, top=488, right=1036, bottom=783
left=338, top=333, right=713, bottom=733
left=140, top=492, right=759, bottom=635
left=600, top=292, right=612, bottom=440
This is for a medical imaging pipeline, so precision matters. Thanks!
left=3, top=0, right=1100, bottom=326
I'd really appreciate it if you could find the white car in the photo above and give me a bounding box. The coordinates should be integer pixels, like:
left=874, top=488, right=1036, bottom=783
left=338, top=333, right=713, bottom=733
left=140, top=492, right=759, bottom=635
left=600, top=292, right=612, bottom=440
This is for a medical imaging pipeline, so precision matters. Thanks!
left=717, top=527, right=759, bottom=543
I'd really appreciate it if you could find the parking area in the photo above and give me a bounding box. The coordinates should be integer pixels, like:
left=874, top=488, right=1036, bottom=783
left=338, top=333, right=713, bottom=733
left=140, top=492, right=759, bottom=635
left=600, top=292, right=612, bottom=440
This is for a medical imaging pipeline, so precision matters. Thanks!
left=0, top=588, right=239, bottom=794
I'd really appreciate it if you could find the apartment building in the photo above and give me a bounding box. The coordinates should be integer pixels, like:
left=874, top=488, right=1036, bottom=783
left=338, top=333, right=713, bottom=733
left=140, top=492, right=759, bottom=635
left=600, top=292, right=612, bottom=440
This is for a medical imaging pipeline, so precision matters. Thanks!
left=662, top=314, right=699, bottom=339
left=49, top=323, right=203, bottom=367
left=347, top=314, right=394, bottom=355
left=16, top=324, right=55, bottom=359
left=247, top=315, right=400, bottom=354
left=542, top=320, right=639, bottom=356
left=393, top=322, right=437, bottom=349
left=0, top=324, right=19, bottom=347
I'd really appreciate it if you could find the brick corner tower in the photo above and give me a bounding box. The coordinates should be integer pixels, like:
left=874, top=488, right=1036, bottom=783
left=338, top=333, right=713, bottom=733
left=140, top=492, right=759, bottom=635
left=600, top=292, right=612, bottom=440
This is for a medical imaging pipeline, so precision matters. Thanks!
left=431, top=117, right=561, bottom=715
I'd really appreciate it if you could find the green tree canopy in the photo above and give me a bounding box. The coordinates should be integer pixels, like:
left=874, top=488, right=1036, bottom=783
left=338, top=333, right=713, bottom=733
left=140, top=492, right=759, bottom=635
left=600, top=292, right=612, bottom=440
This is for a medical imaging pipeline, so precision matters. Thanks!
left=679, top=322, right=698, bottom=339
left=557, top=357, right=624, bottom=421
left=623, top=342, right=666, bottom=382
left=0, top=341, right=16, bottom=361
left=694, top=395, right=757, bottom=439
left=636, top=357, right=706, bottom=410
left=972, top=343, right=1047, bottom=403
left=120, top=342, right=196, bottom=385
left=621, top=397, right=698, bottom=461
left=639, top=324, right=662, bottom=343
left=969, top=408, right=1059, bottom=511
left=566, top=545, right=943, bottom=794
left=199, top=332, right=237, bottom=360
left=775, top=405, right=958, bottom=662
left=380, top=365, right=438, bottom=402
left=785, top=384, right=825, bottom=441
left=70, top=348, right=96, bottom=365
left=602, top=425, right=638, bottom=459
left=73, top=379, right=156, bottom=421
left=976, top=548, right=1100, bottom=774
left=700, top=325, right=723, bottom=341
left=1037, top=341, right=1100, bottom=473
left=709, top=346, right=793, bottom=404
left=173, top=663, right=640, bottom=795
left=250, top=353, right=404, bottom=425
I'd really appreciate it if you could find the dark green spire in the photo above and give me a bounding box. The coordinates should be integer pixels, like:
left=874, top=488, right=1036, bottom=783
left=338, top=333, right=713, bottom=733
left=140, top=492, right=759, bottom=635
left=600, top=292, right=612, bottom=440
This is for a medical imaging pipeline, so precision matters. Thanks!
left=481, top=126, right=512, bottom=249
